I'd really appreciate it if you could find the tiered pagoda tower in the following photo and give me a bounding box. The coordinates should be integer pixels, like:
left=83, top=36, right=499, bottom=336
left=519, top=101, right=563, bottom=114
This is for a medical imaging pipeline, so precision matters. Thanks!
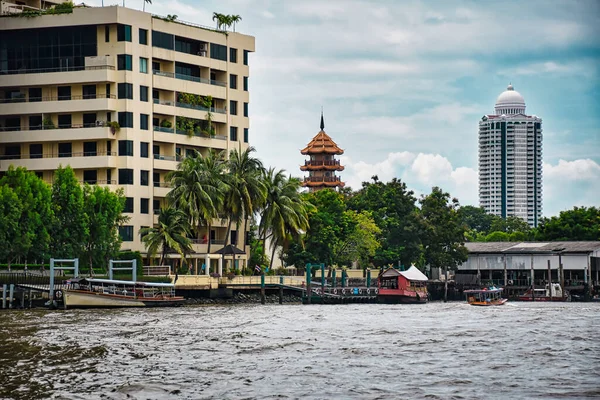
left=300, top=113, right=345, bottom=192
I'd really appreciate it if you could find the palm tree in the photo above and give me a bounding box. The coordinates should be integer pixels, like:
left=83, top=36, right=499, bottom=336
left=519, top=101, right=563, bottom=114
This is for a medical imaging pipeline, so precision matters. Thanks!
left=258, top=169, right=312, bottom=269
left=143, top=0, right=151, bottom=12
left=223, top=147, right=266, bottom=250
left=230, top=15, right=242, bottom=32
left=139, top=207, right=192, bottom=267
left=166, top=150, right=227, bottom=254
left=213, top=12, right=227, bottom=30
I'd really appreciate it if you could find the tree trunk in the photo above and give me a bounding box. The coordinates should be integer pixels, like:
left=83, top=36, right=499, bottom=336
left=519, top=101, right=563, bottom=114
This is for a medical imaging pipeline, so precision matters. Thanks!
left=444, top=266, right=448, bottom=303
left=206, top=222, right=212, bottom=254
left=160, top=246, right=166, bottom=267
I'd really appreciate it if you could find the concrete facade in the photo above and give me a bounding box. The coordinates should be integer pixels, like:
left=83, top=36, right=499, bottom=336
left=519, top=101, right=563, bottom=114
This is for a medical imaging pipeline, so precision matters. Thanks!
left=0, top=5, right=255, bottom=267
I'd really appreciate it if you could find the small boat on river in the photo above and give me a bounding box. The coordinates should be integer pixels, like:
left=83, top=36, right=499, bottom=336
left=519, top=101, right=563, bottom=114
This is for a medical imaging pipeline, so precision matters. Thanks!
left=517, top=283, right=569, bottom=302
left=464, top=287, right=507, bottom=306
left=378, top=266, right=428, bottom=304
left=60, top=278, right=185, bottom=309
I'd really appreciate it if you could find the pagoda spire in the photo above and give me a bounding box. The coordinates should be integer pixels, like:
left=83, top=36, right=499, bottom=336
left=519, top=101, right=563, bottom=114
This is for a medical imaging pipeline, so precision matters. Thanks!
left=320, top=108, right=325, bottom=131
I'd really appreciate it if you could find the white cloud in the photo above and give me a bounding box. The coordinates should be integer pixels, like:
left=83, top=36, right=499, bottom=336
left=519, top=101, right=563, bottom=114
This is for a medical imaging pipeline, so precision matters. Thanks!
left=543, top=159, right=600, bottom=216
left=544, top=159, right=600, bottom=180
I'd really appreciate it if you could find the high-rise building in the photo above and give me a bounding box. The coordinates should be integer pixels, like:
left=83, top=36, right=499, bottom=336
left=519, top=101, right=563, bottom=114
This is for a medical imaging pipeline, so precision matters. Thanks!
left=0, top=5, right=255, bottom=266
left=301, top=113, right=345, bottom=192
left=478, top=84, right=542, bottom=227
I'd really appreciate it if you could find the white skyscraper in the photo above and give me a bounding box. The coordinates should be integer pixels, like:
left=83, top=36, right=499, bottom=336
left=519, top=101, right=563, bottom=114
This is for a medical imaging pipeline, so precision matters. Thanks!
left=478, top=84, right=543, bottom=227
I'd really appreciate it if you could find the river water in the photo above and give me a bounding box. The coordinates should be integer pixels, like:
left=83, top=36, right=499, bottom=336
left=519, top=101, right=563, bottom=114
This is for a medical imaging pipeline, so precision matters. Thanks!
left=0, top=302, right=599, bottom=400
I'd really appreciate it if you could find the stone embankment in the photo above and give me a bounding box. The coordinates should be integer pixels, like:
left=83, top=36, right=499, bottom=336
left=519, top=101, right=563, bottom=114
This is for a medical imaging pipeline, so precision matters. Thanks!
left=185, top=292, right=302, bottom=305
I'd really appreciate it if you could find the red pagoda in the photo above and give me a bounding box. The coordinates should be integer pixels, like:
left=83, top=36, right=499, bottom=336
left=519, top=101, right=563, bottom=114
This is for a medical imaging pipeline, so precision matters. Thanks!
left=300, top=113, right=345, bottom=192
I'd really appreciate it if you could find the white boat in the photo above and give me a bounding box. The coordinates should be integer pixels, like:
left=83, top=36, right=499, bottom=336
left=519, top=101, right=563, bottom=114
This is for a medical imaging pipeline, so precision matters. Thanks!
left=60, top=278, right=185, bottom=309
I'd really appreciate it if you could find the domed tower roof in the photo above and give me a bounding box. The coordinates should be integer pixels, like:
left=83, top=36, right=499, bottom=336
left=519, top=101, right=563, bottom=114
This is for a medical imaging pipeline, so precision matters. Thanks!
left=495, top=83, right=526, bottom=115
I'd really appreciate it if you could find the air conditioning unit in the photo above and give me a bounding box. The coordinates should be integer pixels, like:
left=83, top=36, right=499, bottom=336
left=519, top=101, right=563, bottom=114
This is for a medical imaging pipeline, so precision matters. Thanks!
left=96, top=120, right=106, bottom=127
left=199, top=43, right=207, bottom=51
left=198, top=50, right=207, bottom=57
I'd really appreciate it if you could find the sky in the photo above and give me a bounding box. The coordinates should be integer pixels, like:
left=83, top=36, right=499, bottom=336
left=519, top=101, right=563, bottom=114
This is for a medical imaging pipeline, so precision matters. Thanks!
left=98, top=0, right=599, bottom=217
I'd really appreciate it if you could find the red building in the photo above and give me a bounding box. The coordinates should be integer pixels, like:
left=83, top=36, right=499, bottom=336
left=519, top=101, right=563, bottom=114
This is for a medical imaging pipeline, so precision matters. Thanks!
left=300, top=113, right=345, bottom=192
left=378, top=266, right=429, bottom=303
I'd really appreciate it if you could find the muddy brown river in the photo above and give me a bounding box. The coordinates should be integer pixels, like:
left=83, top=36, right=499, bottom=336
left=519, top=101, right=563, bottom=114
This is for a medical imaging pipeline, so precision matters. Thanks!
left=1, top=302, right=599, bottom=399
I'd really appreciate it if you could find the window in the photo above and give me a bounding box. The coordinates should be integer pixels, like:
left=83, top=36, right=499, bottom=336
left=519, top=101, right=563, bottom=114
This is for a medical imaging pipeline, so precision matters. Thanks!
left=29, top=144, right=42, bottom=159
left=118, top=112, right=133, bottom=128
left=107, top=141, right=112, bottom=154
left=119, top=226, right=134, bottom=242
left=244, top=128, right=249, bottom=143
left=124, top=197, right=134, bottom=213
left=83, top=170, right=97, bottom=184
left=57, top=114, right=71, bottom=129
left=230, top=126, right=238, bottom=141
left=107, top=169, right=112, bottom=183
left=117, top=54, right=132, bottom=71
left=140, top=170, right=149, bottom=186
left=175, top=36, right=205, bottom=55
left=153, top=199, right=161, bottom=214
left=106, top=83, right=111, bottom=97
left=230, top=100, right=237, bottom=115
left=83, top=113, right=96, bottom=127
left=210, top=43, right=227, bottom=61
left=118, top=169, right=133, bottom=185
left=140, top=86, right=148, bottom=102
left=82, top=85, right=96, bottom=99
left=139, top=28, right=148, bottom=45
left=29, top=87, right=42, bottom=102
left=57, top=86, right=71, bottom=101
left=118, top=140, right=133, bottom=156
left=3, top=145, right=20, bottom=160
left=153, top=172, right=160, bottom=187
left=244, top=102, right=248, bottom=117
left=230, top=74, right=237, bottom=89
left=153, top=145, right=160, bottom=157
left=29, top=115, right=42, bottom=131
left=58, top=143, right=72, bottom=158
left=140, top=114, right=149, bottom=130
left=118, top=83, right=133, bottom=99
left=105, top=25, right=110, bottom=42
left=230, top=47, right=237, bottom=63
left=83, top=142, right=97, bottom=156
left=117, top=24, right=132, bottom=42
left=141, top=198, right=149, bottom=214
left=243, top=76, right=248, bottom=91
left=152, top=61, right=160, bottom=72
left=231, top=230, right=237, bottom=245
left=140, top=142, right=149, bottom=158
left=243, top=50, right=249, bottom=65
left=139, top=57, right=148, bottom=73
left=152, top=30, right=174, bottom=50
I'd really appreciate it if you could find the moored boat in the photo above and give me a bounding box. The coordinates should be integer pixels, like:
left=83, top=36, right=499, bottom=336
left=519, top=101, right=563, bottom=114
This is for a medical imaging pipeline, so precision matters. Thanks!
left=517, top=283, right=569, bottom=302
left=464, top=287, right=507, bottom=306
left=378, top=266, right=428, bottom=304
left=60, top=278, right=185, bottom=309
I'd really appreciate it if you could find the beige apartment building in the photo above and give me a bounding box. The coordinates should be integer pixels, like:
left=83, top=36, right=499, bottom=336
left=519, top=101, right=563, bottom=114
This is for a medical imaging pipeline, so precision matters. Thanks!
left=0, top=4, right=255, bottom=270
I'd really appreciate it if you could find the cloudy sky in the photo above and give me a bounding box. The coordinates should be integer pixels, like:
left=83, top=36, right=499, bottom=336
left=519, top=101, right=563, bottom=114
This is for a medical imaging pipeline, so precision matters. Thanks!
left=103, top=0, right=599, bottom=216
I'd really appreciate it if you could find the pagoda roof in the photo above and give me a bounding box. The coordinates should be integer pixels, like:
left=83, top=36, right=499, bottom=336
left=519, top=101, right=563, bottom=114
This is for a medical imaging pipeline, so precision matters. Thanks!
left=301, top=130, right=344, bottom=155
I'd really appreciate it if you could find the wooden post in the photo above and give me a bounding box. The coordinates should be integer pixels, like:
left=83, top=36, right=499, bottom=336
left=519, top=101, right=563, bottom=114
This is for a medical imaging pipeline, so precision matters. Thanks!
left=559, top=254, right=565, bottom=300
left=9, top=284, right=14, bottom=309
left=2, top=284, right=6, bottom=309
left=444, top=267, right=448, bottom=303
left=587, top=255, right=592, bottom=301
left=20, top=290, right=25, bottom=309
left=260, top=273, right=265, bottom=305
left=306, top=264, right=312, bottom=305
left=503, top=255, right=508, bottom=288
left=547, top=260, right=552, bottom=301
left=279, top=276, right=283, bottom=305
left=29, top=289, right=33, bottom=309
left=477, top=255, right=481, bottom=285
left=332, top=269, right=337, bottom=288
left=530, top=254, right=535, bottom=302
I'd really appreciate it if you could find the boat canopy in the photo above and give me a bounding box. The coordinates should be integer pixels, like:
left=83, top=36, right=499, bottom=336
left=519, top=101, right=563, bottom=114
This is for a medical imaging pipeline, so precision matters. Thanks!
left=76, top=278, right=175, bottom=288
left=399, top=266, right=428, bottom=282
left=464, top=288, right=503, bottom=294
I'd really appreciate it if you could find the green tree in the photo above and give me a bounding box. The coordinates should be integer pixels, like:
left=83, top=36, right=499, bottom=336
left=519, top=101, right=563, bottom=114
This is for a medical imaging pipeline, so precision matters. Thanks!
left=82, top=184, right=128, bottom=273
left=485, top=231, right=511, bottom=242
left=230, top=14, right=242, bottom=32
left=348, top=177, right=422, bottom=267
left=258, top=168, right=311, bottom=268
left=0, top=166, right=53, bottom=265
left=0, top=185, right=23, bottom=268
left=50, top=166, right=88, bottom=259
left=457, top=205, right=496, bottom=234
left=536, top=206, right=600, bottom=241
left=166, top=150, right=227, bottom=254
left=139, top=207, right=192, bottom=266
left=420, top=187, right=468, bottom=302
left=336, top=210, right=381, bottom=268
left=490, top=215, right=531, bottom=234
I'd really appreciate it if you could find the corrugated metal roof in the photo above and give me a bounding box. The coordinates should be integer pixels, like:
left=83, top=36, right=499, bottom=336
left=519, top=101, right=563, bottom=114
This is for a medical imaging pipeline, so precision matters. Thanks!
left=465, top=241, right=600, bottom=254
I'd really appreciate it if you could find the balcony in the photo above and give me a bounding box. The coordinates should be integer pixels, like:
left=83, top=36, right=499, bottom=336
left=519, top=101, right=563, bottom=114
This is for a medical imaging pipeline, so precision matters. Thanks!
left=153, top=182, right=171, bottom=198
left=152, top=125, right=228, bottom=149
left=0, top=151, right=116, bottom=171
left=153, top=154, right=180, bottom=170
left=152, top=70, right=226, bottom=87
left=0, top=64, right=116, bottom=87
left=300, top=159, right=344, bottom=171
left=0, top=124, right=113, bottom=144
left=303, top=176, right=345, bottom=187
left=152, top=70, right=227, bottom=99
left=0, top=94, right=117, bottom=115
